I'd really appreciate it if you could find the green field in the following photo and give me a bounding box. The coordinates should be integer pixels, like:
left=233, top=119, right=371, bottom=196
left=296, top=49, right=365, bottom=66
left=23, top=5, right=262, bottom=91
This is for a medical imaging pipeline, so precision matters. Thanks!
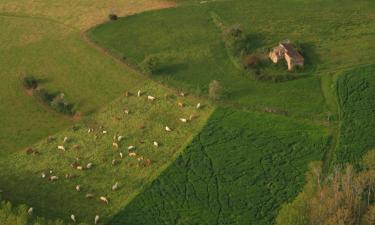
left=1, top=0, right=375, bottom=224
left=109, top=108, right=329, bottom=225
left=0, top=81, right=212, bottom=223
left=89, top=0, right=375, bottom=120
left=334, top=65, right=375, bottom=165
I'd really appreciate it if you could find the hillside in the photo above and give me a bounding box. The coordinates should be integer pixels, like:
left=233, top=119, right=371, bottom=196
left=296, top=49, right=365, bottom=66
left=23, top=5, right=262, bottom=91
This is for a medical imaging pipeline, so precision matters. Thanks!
left=0, top=0, right=374, bottom=224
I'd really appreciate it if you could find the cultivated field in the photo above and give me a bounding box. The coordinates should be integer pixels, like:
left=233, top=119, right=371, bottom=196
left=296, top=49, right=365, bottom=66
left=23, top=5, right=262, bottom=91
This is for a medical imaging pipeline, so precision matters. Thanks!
left=334, top=65, right=375, bottom=165
left=109, top=108, right=329, bottom=225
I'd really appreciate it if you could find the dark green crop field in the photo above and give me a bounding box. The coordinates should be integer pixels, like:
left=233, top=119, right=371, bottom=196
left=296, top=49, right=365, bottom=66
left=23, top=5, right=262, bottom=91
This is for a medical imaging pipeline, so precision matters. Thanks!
left=109, top=108, right=329, bottom=225
left=334, top=65, right=375, bottom=165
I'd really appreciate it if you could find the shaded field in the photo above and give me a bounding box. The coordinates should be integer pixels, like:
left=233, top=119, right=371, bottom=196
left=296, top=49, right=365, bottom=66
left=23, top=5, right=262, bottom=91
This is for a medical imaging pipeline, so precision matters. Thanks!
left=0, top=16, right=141, bottom=156
left=109, top=108, right=329, bottom=225
left=0, top=0, right=174, bottom=156
left=334, top=65, right=375, bottom=165
left=0, top=83, right=213, bottom=223
left=88, top=0, right=375, bottom=120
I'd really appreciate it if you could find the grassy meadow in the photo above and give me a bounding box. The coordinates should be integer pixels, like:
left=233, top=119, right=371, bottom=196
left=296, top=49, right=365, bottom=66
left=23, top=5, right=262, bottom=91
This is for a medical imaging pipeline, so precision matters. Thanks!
left=0, top=81, right=213, bottom=223
left=89, top=0, right=375, bottom=120
left=109, top=108, right=329, bottom=225
left=0, top=0, right=173, bottom=154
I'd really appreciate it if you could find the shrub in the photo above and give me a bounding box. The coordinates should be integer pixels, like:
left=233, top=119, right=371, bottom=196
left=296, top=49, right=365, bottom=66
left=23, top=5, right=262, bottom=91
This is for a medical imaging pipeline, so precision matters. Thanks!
left=50, top=93, right=75, bottom=115
left=223, top=24, right=249, bottom=56
left=242, top=54, right=260, bottom=69
left=141, top=55, right=160, bottom=74
left=34, top=88, right=54, bottom=103
left=109, top=14, right=118, bottom=21
left=22, top=75, right=38, bottom=89
left=209, top=80, right=222, bottom=100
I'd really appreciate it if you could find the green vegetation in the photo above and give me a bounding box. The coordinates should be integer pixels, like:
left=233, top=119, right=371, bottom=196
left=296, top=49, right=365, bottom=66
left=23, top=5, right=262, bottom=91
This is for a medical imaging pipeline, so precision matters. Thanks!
left=140, top=55, right=161, bottom=74
left=0, top=83, right=212, bottom=223
left=22, top=75, right=38, bottom=90
left=276, top=149, right=375, bottom=225
left=1, top=0, right=375, bottom=224
left=109, top=108, right=329, bottom=225
left=88, top=0, right=375, bottom=120
left=334, top=65, right=375, bottom=165
left=0, top=197, right=85, bottom=225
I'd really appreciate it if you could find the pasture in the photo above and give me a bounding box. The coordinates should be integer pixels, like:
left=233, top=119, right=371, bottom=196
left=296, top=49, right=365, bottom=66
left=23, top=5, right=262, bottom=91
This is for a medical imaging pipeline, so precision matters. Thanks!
left=0, top=0, right=173, bottom=154
left=109, top=108, right=329, bottom=225
left=89, top=0, right=375, bottom=120
left=0, top=82, right=212, bottom=223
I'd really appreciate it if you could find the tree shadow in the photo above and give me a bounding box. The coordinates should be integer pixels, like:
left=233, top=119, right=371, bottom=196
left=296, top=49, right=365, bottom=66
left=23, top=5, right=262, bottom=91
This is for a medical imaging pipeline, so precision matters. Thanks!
left=154, top=63, right=189, bottom=75
left=245, top=33, right=266, bottom=52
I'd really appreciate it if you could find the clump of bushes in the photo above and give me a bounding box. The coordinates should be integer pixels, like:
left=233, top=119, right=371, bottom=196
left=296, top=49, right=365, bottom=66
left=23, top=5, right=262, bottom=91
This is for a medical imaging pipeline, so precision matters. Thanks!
left=109, top=14, right=118, bottom=21
left=223, top=24, right=249, bottom=57
left=22, top=75, right=38, bottom=90
left=50, top=93, right=75, bottom=115
left=140, top=55, right=161, bottom=74
left=34, top=89, right=75, bottom=115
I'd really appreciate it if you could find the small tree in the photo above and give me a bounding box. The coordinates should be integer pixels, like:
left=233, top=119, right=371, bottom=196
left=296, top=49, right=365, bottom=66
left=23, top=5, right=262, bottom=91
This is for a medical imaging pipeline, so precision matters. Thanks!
left=22, top=75, right=38, bottom=89
left=223, top=24, right=248, bottom=56
left=209, top=80, right=222, bottom=100
left=141, top=55, right=160, bottom=74
left=109, top=14, right=118, bottom=21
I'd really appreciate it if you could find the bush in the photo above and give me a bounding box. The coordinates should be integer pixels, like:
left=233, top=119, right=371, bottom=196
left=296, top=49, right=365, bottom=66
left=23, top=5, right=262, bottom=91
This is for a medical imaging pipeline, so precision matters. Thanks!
left=223, top=24, right=249, bottom=56
left=22, top=75, right=38, bottom=89
left=109, top=14, right=118, bottom=21
left=50, top=93, right=75, bottom=115
left=141, top=55, right=160, bottom=74
left=209, top=80, right=222, bottom=100
left=242, top=54, right=260, bottom=69
left=34, top=88, right=54, bottom=103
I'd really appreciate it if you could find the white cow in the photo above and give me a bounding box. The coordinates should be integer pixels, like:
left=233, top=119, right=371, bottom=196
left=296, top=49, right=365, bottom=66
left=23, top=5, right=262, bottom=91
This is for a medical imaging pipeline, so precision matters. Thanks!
left=112, top=182, right=119, bottom=191
left=28, top=207, right=33, bottom=215
left=95, top=215, right=100, bottom=224
left=70, top=214, right=76, bottom=223
left=100, top=196, right=109, bottom=204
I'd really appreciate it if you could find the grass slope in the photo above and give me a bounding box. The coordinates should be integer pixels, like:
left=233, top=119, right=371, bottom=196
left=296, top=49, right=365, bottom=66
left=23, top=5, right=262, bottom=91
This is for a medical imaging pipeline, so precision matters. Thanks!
left=334, top=65, right=375, bottom=165
left=109, top=108, right=329, bottom=225
left=0, top=0, right=173, bottom=154
left=88, top=0, right=375, bottom=120
left=0, top=83, right=212, bottom=223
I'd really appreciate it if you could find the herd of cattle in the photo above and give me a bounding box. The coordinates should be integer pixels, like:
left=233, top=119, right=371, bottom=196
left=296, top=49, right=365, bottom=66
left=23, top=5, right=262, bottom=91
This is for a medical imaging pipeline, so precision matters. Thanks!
left=25, top=90, right=203, bottom=224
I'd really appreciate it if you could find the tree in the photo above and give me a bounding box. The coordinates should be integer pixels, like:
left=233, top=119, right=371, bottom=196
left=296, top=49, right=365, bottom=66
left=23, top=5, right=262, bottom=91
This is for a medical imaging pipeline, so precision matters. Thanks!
left=140, top=55, right=160, bottom=74
left=276, top=150, right=375, bottom=225
left=209, top=80, right=222, bottom=100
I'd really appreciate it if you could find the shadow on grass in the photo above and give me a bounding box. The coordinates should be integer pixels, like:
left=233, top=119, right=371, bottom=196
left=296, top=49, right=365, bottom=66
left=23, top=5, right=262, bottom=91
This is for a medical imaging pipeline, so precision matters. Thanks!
left=154, top=63, right=189, bottom=75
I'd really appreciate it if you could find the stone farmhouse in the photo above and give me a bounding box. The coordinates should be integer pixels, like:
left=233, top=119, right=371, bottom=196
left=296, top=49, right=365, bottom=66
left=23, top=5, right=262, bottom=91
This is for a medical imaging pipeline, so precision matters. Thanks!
left=269, top=40, right=304, bottom=71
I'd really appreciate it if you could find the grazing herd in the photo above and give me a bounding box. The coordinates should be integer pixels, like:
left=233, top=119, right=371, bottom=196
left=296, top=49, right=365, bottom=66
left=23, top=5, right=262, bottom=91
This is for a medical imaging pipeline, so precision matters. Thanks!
left=24, top=90, right=203, bottom=224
